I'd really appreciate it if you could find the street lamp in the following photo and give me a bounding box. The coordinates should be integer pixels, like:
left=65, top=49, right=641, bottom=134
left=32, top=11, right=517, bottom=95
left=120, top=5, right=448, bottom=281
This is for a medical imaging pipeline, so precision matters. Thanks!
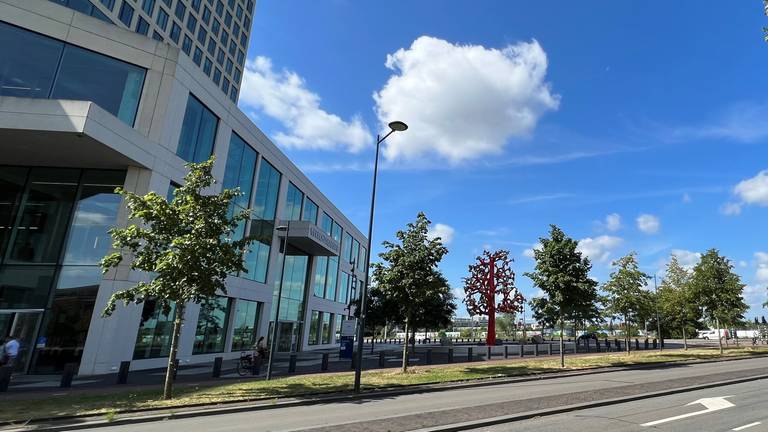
left=654, top=274, right=662, bottom=352
left=266, top=223, right=289, bottom=380
left=353, top=120, right=408, bottom=394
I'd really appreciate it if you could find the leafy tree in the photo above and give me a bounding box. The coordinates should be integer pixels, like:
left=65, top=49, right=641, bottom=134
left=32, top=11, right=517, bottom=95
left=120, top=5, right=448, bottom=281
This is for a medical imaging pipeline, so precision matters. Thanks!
left=657, top=255, right=700, bottom=350
left=496, top=312, right=518, bottom=339
left=525, top=225, right=600, bottom=367
left=603, top=252, right=651, bottom=354
left=689, top=249, right=748, bottom=354
left=100, top=158, right=250, bottom=399
left=763, top=316, right=768, bottom=326
left=372, top=212, right=449, bottom=372
left=411, top=272, right=456, bottom=338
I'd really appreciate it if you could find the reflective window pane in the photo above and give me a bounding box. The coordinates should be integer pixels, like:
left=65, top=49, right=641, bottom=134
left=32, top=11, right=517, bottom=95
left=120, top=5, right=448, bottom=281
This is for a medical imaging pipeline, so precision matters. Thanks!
left=324, top=257, right=337, bottom=301
left=301, top=198, right=318, bottom=224
left=193, top=296, right=230, bottom=354
left=284, top=183, right=303, bottom=221
left=322, top=313, right=332, bottom=344
left=312, top=256, right=327, bottom=298
left=231, top=299, right=259, bottom=351
left=176, top=95, right=219, bottom=163
left=133, top=299, right=176, bottom=359
left=308, top=310, right=319, bottom=345
left=0, top=167, right=28, bottom=261
left=0, top=265, right=55, bottom=309
left=252, top=159, right=280, bottom=221
left=0, top=22, right=64, bottom=99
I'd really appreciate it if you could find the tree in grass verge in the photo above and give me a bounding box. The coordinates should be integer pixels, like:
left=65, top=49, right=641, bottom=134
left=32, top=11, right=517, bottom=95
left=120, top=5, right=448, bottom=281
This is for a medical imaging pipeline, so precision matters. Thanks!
left=525, top=225, right=600, bottom=367
left=689, top=249, right=747, bottom=355
left=603, top=252, right=651, bottom=355
left=371, top=212, right=448, bottom=372
left=100, top=158, right=250, bottom=399
left=657, top=255, right=700, bottom=350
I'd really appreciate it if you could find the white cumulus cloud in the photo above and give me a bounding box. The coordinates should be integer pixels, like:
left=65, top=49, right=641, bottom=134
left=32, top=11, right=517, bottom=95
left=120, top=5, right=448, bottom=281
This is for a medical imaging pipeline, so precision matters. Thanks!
left=670, top=249, right=701, bottom=270
left=373, top=36, right=560, bottom=163
left=756, top=252, right=768, bottom=283
left=636, top=214, right=660, bottom=234
left=577, top=235, right=623, bottom=263
left=523, top=242, right=542, bottom=259
left=239, top=57, right=372, bottom=152
left=734, top=169, right=768, bottom=205
left=427, top=223, right=455, bottom=245
left=600, top=213, right=622, bottom=232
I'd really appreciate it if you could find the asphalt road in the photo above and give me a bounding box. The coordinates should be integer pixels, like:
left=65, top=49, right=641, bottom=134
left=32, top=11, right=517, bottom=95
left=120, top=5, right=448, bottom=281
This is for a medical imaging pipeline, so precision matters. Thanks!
left=70, top=356, right=768, bottom=432
left=471, top=378, right=768, bottom=432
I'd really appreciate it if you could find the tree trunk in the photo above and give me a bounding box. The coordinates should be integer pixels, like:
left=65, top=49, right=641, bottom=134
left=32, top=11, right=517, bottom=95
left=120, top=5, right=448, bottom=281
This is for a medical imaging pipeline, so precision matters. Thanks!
left=716, top=316, right=723, bottom=355
left=624, top=314, right=630, bottom=355
left=163, top=301, right=186, bottom=400
left=401, top=317, right=409, bottom=373
left=559, top=318, right=565, bottom=368
left=410, top=326, right=416, bottom=353
left=682, top=325, right=688, bottom=351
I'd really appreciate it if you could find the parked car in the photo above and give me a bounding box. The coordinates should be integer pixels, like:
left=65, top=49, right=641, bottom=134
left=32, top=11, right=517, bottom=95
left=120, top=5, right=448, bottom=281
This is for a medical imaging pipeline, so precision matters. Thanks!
left=577, top=332, right=598, bottom=343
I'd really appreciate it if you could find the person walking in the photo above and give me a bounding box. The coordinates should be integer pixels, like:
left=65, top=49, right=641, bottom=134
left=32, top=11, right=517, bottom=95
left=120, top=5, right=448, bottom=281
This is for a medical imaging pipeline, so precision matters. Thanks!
left=2, top=335, right=19, bottom=368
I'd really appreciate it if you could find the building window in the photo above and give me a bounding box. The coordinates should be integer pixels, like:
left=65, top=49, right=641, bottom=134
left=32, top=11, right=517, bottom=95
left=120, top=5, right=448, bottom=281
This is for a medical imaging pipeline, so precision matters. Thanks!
left=334, top=315, right=344, bottom=341
left=156, top=8, right=169, bottom=30
left=233, top=68, right=241, bottom=84
left=186, top=14, right=197, bottom=33
left=193, top=296, right=231, bottom=354
left=224, top=11, right=232, bottom=27
left=350, top=238, right=360, bottom=266
left=192, top=47, right=203, bottom=65
left=211, top=18, right=220, bottom=36
left=215, top=0, right=224, bottom=16
left=181, top=35, right=192, bottom=54
left=133, top=299, right=176, bottom=359
left=322, top=313, right=332, bottom=344
left=100, top=0, right=115, bottom=10
left=197, top=27, right=207, bottom=44
left=191, top=0, right=202, bottom=12
left=152, top=31, right=163, bottom=41
left=230, top=299, right=260, bottom=351
left=216, top=48, right=225, bottom=65
left=212, top=67, right=222, bottom=84
left=118, top=1, right=134, bottom=26
left=202, top=6, right=212, bottom=24
left=169, top=22, right=181, bottom=43
left=284, top=182, right=303, bottom=221
left=320, top=212, right=333, bottom=235
left=338, top=271, right=349, bottom=305
left=358, top=246, right=367, bottom=272
left=176, top=94, right=219, bottom=163
left=174, top=1, right=186, bottom=20
left=341, top=232, right=352, bottom=265
left=228, top=38, right=237, bottom=56
left=308, top=311, right=320, bottom=345
left=236, top=49, right=245, bottom=66
left=229, top=86, right=237, bottom=102
left=225, top=58, right=233, bottom=74
left=313, top=257, right=328, bottom=298
left=236, top=4, right=243, bottom=19
left=221, top=77, right=230, bottom=94
left=325, top=257, right=338, bottom=301
left=242, top=159, right=281, bottom=283
left=223, top=132, right=258, bottom=235
left=141, top=0, right=155, bottom=15
left=136, top=17, right=150, bottom=35
left=302, top=198, right=318, bottom=224
left=203, top=57, right=213, bottom=75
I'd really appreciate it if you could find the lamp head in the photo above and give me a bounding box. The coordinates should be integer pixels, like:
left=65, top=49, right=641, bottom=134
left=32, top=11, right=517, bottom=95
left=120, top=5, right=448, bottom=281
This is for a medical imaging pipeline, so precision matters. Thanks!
left=388, top=121, right=408, bottom=132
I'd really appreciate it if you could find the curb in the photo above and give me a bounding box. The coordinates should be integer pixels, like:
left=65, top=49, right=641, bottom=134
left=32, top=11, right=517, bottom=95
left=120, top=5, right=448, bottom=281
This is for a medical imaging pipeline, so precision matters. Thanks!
left=412, top=373, right=768, bottom=432
left=4, top=353, right=768, bottom=431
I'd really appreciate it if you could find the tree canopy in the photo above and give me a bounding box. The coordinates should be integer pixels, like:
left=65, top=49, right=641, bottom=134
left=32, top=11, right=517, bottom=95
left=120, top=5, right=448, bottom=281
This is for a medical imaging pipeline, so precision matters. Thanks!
left=602, top=252, right=651, bottom=353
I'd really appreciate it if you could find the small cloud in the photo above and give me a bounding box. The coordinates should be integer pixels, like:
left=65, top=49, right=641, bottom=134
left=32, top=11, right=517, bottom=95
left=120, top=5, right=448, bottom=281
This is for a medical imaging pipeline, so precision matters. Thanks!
left=577, top=235, right=623, bottom=263
left=756, top=252, right=768, bottom=283
left=739, top=260, right=748, bottom=268
left=427, top=223, right=455, bottom=245
left=721, top=202, right=742, bottom=216
left=670, top=249, right=701, bottom=270
left=636, top=214, right=660, bottom=234
left=523, top=242, right=542, bottom=259
left=600, top=213, right=622, bottom=232
left=508, top=193, right=574, bottom=205
left=682, top=193, right=692, bottom=203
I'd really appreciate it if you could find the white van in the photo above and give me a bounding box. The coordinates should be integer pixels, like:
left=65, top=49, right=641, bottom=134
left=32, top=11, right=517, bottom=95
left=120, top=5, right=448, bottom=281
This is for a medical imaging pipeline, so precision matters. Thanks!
left=697, top=329, right=728, bottom=339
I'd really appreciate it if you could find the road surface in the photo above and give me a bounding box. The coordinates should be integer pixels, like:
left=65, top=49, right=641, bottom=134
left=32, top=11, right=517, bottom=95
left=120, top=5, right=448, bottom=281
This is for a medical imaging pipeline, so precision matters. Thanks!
left=71, top=356, right=768, bottom=432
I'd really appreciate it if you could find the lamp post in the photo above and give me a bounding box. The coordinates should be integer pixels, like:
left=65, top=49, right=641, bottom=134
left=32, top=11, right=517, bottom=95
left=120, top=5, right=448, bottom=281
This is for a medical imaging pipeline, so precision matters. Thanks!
left=654, top=274, right=662, bottom=352
left=353, top=121, right=407, bottom=394
left=266, top=223, right=289, bottom=380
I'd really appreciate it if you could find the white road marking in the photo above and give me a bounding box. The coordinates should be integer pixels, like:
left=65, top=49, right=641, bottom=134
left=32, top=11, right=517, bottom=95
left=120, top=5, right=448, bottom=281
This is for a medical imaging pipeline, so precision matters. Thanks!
left=732, top=422, right=761, bottom=431
left=641, top=396, right=735, bottom=427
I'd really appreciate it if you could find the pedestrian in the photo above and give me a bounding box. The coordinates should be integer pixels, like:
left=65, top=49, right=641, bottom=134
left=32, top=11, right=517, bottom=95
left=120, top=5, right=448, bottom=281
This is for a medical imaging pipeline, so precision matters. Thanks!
left=2, top=335, right=19, bottom=368
left=255, top=336, right=267, bottom=359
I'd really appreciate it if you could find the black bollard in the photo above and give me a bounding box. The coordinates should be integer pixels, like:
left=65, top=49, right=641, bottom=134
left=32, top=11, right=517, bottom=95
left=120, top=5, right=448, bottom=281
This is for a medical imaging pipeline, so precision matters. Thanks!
left=547, top=343, right=552, bottom=355
left=378, top=351, right=385, bottom=368
left=644, top=338, right=649, bottom=350
left=653, top=338, right=658, bottom=349
left=486, top=346, right=492, bottom=361
left=117, top=360, right=130, bottom=384
left=615, top=339, right=621, bottom=351
left=0, top=366, right=11, bottom=392
left=322, top=352, right=330, bottom=371
left=448, top=347, right=454, bottom=363
left=519, top=344, right=525, bottom=357
left=467, top=347, right=473, bottom=362
left=635, top=339, right=640, bottom=351
left=504, top=345, right=509, bottom=358
left=289, top=353, right=297, bottom=373
left=60, top=363, right=77, bottom=388
left=212, top=356, right=223, bottom=378
left=427, top=349, right=433, bottom=365
left=606, top=340, right=612, bottom=352
left=534, top=344, right=539, bottom=356
left=596, top=340, right=601, bottom=352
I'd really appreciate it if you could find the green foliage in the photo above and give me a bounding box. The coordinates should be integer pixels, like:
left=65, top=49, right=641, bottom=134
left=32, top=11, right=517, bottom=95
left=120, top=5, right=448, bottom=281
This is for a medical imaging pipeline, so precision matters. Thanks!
left=657, top=255, right=701, bottom=339
left=495, top=312, right=518, bottom=338
left=100, top=158, right=251, bottom=316
left=689, top=249, right=748, bottom=327
left=603, top=252, right=652, bottom=324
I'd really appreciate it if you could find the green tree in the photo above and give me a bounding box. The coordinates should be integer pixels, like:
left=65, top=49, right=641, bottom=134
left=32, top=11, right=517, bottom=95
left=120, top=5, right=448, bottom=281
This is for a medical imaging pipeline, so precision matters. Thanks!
left=100, top=158, right=250, bottom=399
left=689, top=249, right=748, bottom=354
left=603, top=252, right=651, bottom=354
left=410, top=273, right=456, bottom=339
left=372, top=212, right=449, bottom=372
left=657, top=255, right=700, bottom=350
left=525, top=225, right=600, bottom=367
left=496, top=312, right=518, bottom=339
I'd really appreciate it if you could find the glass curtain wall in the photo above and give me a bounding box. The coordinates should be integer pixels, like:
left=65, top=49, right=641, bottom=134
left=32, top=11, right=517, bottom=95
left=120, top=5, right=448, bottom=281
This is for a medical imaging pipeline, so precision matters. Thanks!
left=222, top=133, right=257, bottom=239
left=284, top=183, right=303, bottom=221
left=230, top=299, right=260, bottom=351
left=133, top=300, right=176, bottom=359
left=0, top=22, right=145, bottom=125
left=176, top=95, right=219, bottom=163
left=193, top=296, right=231, bottom=354
left=243, top=159, right=280, bottom=283
left=301, top=198, right=317, bottom=224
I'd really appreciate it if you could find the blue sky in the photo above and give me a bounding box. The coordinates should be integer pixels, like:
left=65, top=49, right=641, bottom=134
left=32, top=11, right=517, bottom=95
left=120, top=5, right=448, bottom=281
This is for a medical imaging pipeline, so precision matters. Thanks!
left=239, top=1, right=768, bottom=319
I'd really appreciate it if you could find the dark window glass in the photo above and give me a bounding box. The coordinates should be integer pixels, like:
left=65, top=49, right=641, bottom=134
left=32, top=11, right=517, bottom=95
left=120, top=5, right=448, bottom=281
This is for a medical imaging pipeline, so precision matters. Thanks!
left=358, top=246, right=366, bottom=272
left=233, top=23, right=240, bottom=37
left=231, top=299, right=260, bottom=351
left=186, top=14, right=197, bottom=33
left=100, top=0, right=115, bottom=10
left=212, top=67, right=222, bottom=84
left=207, top=37, right=216, bottom=55
left=176, top=95, right=219, bottom=163
left=216, top=48, right=225, bottom=65
left=313, top=257, right=328, bottom=298
left=219, top=29, right=228, bottom=45
left=193, top=47, right=203, bottom=65
left=174, top=1, right=186, bottom=19
left=229, top=86, right=237, bottom=102
left=136, top=16, right=150, bottom=35
left=221, top=77, right=230, bottom=94
left=197, top=27, right=207, bottom=44
left=351, top=238, right=360, bottom=266
left=243, top=159, right=280, bottom=283
left=302, top=198, right=318, bottom=224
left=62, top=171, right=124, bottom=265
left=7, top=169, right=79, bottom=265
left=308, top=311, right=320, bottom=345
left=243, top=16, right=250, bottom=31
left=215, top=0, right=224, bottom=16
left=203, top=57, right=213, bottom=75
left=233, top=68, right=241, bottom=83
left=31, top=265, right=101, bottom=373
left=284, top=183, right=303, bottom=221
left=0, top=22, right=64, bottom=99
left=320, top=212, right=332, bottom=235
left=141, top=0, right=155, bottom=15
left=193, top=296, right=230, bottom=354
left=227, top=0, right=234, bottom=8
left=341, top=232, right=352, bottom=265
left=133, top=299, right=175, bottom=359
left=322, top=313, right=332, bottom=344
left=181, top=35, right=192, bottom=54
left=191, top=0, right=202, bottom=12
left=118, top=1, right=134, bottom=26
left=236, top=4, right=243, bottom=19
left=239, top=31, right=247, bottom=47
left=236, top=49, right=245, bottom=66
left=225, top=58, right=233, bottom=74
left=0, top=266, right=55, bottom=309
left=202, top=6, right=212, bottom=24
left=90, top=6, right=113, bottom=24
left=274, top=255, right=308, bottom=322
left=224, top=11, right=232, bottom=27
left=152, top=30, right=163, bottom=41
left=331, top=222, right=341, bottom=242
left=211, top=18, right=220, bottom=36
left=52, top=44, right=145, bottom=125
left=246, top=0, right=253, bottom=13
left=169, top=22, right=181, bottom=43
left=223, top=133, right=257, bottom=211
left=161, top=0, right=170, bottom=6
left=0, top=167, right=27, bottom=260
left=325, top=257, right=338, bottom=301
left=228, top=38, right=237, bottom=56
left=338, top=271, right=349, bottom=304
left=156, top=8, right=169, bottom=30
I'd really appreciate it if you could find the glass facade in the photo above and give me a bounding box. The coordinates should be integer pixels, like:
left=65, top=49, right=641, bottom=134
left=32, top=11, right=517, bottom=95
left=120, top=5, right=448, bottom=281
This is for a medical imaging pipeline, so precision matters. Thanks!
left=50, top=0, right=114, bottom=23
left=301, top=198, right=318, bottom=224
left=0, top=167, right=124, bottom=373
left=324, top=257, right=337, bottom=301
left=133, top=299, right=176, bottom=360
left=312, top=256, right=327, bottom=298
left=321, top=313, right=332, bottom=344
left=0, top=22, right=145, bottom=125
left=222, top=132, right=257, bottom=240
left=230, top=299, right=260, bottom=351
left=308, top=310, right=319, bottom=345
left=338, top=271, right=349, bottom=305
left=341, top=232, right=352, bottom=265
left=284, top=182, right=303, bottom=221
left=243, top=159, right=280, bottom=283
left=193, top=296, right=231, bottom=354
left=176, top=95, right=219, bottom=163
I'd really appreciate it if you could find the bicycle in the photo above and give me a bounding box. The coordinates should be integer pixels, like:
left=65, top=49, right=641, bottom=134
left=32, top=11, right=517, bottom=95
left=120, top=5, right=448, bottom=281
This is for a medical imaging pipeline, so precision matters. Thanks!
left=235, top=350, right=267, bottom=376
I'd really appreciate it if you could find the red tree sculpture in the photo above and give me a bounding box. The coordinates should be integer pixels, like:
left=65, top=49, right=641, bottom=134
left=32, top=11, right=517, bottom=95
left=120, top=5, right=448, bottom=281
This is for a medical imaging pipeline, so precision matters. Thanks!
left=463, top=250, right=525, bottom=346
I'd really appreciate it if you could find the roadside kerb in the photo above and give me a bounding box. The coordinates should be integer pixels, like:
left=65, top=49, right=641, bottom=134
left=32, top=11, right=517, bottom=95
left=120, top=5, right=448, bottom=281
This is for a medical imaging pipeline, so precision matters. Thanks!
left=5, top=353, right=768, bottom=431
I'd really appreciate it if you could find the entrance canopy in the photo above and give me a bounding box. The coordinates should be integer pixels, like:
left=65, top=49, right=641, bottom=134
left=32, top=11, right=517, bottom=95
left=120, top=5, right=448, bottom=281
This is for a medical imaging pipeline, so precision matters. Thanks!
left=280, top=220, right=339, bottom=256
